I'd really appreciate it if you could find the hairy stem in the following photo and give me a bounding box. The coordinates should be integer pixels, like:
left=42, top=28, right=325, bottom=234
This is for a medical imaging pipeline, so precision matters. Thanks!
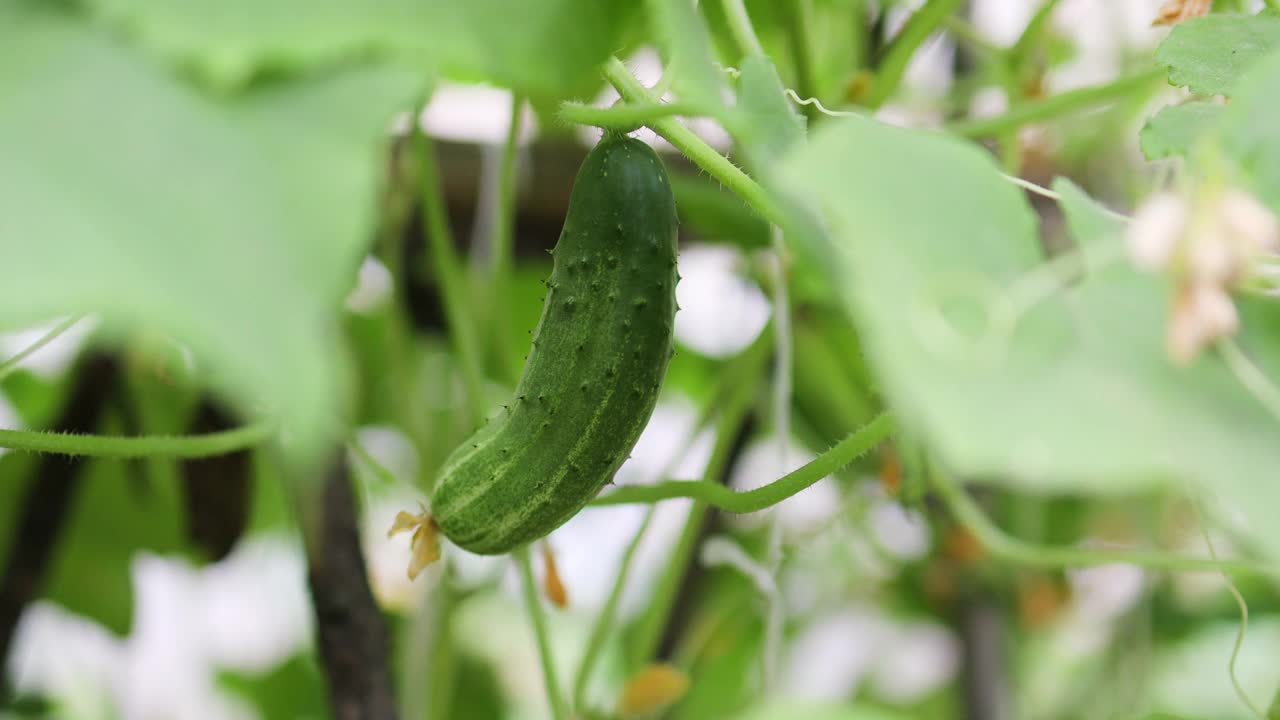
left=594, top=414, right=893, bottom=511
left=0, top=420, right=275, bottom=458
left=932, top=469, right=1280, bottom=578
left=602, top=57, right=787, bottom=228
left=559, top=101, right=707, bottom=129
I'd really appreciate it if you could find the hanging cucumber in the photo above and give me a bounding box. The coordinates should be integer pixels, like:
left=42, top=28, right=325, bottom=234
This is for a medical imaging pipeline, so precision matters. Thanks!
left=430, top=134, right=679, bottom=555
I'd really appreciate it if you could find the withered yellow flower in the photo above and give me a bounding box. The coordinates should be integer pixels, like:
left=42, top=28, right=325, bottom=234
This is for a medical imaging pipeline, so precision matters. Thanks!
left=387, top=509, right=441, bottom=580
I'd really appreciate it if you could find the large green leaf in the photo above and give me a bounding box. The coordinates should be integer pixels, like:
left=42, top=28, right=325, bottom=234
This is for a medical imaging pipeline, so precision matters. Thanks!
left=778, top=118, right=1280, bottom=552
left=86, top=0, right=637, bottom=97
left=1140, top=102, right=1223, bottom=161
left=1155, top=13, right=1280, bottom=96
left=0, top=8, right=422, bottom=459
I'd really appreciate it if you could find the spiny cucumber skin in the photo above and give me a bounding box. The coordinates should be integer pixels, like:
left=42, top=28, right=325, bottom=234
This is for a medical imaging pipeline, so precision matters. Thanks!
left=431, top=136, right=678, bottom=555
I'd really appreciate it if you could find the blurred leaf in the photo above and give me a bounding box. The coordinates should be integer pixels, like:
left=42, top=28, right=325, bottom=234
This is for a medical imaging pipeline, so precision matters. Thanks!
left=0, top=7, right=422, bottom=460
left=87, top=0, right=637, bottom=97
left=669, top=172, right=770, bottom=248
left=0, top=370, right=67, bottom=429
left=1150, top=619, right=1280, bottom=720
left=777, top=118, right=1280, bottom=552
left=1140, top=102, right=1223, bottom=161
left=1155, top=13, right=1280, bottom=96
left=45, top=457, right=187, bottom=633
left=646, top=0, right=726, bottom=109
left=735, top=55, right=806, bottom=167
left=735, top=700, right=907, bottom=720
left=1214, top=48, right=1280, bottom=211
left=669, top=580, right=764, bottom=720
left=219, top=652, right=330, bottom=720
left=793, top=313, right=878, bottom=446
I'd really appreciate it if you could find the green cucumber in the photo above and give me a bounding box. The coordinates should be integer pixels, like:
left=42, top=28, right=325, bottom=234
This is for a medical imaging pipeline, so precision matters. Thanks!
left=431, top=135, right=679, bottom=555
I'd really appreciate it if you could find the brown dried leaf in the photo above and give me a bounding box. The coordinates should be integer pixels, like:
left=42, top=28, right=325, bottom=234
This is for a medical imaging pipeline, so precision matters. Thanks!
left=540, top=542, right=569, bottom=609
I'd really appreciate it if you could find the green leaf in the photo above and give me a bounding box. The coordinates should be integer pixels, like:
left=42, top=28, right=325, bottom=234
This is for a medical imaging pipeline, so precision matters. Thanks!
left=735, top=55, right=806, bottom=167
left=778, top=118, right=1280, bottom=556
left=86, top=0, right=637, bottom=97
left=735, top=700, right=906, bottom=720
left=1140, top=102, right=1224, bottom=160
left=1155, top=13, right=1280, bottom=96
left=1213, top=48, right=1280, bottom=211
left=0, top=8, right=422, bottom=459
left=646, top=0, right=726, bottom=109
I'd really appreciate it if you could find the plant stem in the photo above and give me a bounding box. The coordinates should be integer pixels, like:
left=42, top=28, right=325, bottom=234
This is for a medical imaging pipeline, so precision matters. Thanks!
left=1010, top=0, right=1064, bottom=64
left=722, top=0, right=766, bottom=57
left=768, top=226, right=794, bottom=502
left=625, top=331, right=772, bottom=669
left=571, top=506, right=656, bottom=711
left=593, top=413, right=894, bottom=510
left=516, top=546, right=568, bottom=720
left=0, top=420, right=275, bottom=458
left=491, top=95, right=525, bottom=383
left=306, top=455, right=399, bottom=720
left=423, top=569, right=459, bottom=720
left=0, top=315, right=85, bottom=382
left=931, top=469, right=1280, bottom=578
left=862, top=0, right=964, bottom=109
left=784, top=0, right=821, bottom=124
left=947, top=68, right=1164, bottom=137
left=603, top=57, right=787, bottom=228
left=559, top=101, right=707, bottom=129
left=941, top=16, right=1005, bottom=58
left=415, top=121, right=488, bottom=426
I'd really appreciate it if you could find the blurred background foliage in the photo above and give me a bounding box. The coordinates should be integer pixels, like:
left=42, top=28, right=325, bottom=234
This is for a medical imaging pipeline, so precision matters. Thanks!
left=3, top=1, right=1280, bottom=719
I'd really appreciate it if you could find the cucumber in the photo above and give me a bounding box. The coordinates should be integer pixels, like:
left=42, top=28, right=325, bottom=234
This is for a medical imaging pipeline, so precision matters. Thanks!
left=431, top=134, right=678, bottom=555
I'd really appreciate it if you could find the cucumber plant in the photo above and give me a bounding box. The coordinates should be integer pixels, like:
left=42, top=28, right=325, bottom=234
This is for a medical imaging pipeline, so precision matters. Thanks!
left=6, top=3, right=1280, bottom=720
